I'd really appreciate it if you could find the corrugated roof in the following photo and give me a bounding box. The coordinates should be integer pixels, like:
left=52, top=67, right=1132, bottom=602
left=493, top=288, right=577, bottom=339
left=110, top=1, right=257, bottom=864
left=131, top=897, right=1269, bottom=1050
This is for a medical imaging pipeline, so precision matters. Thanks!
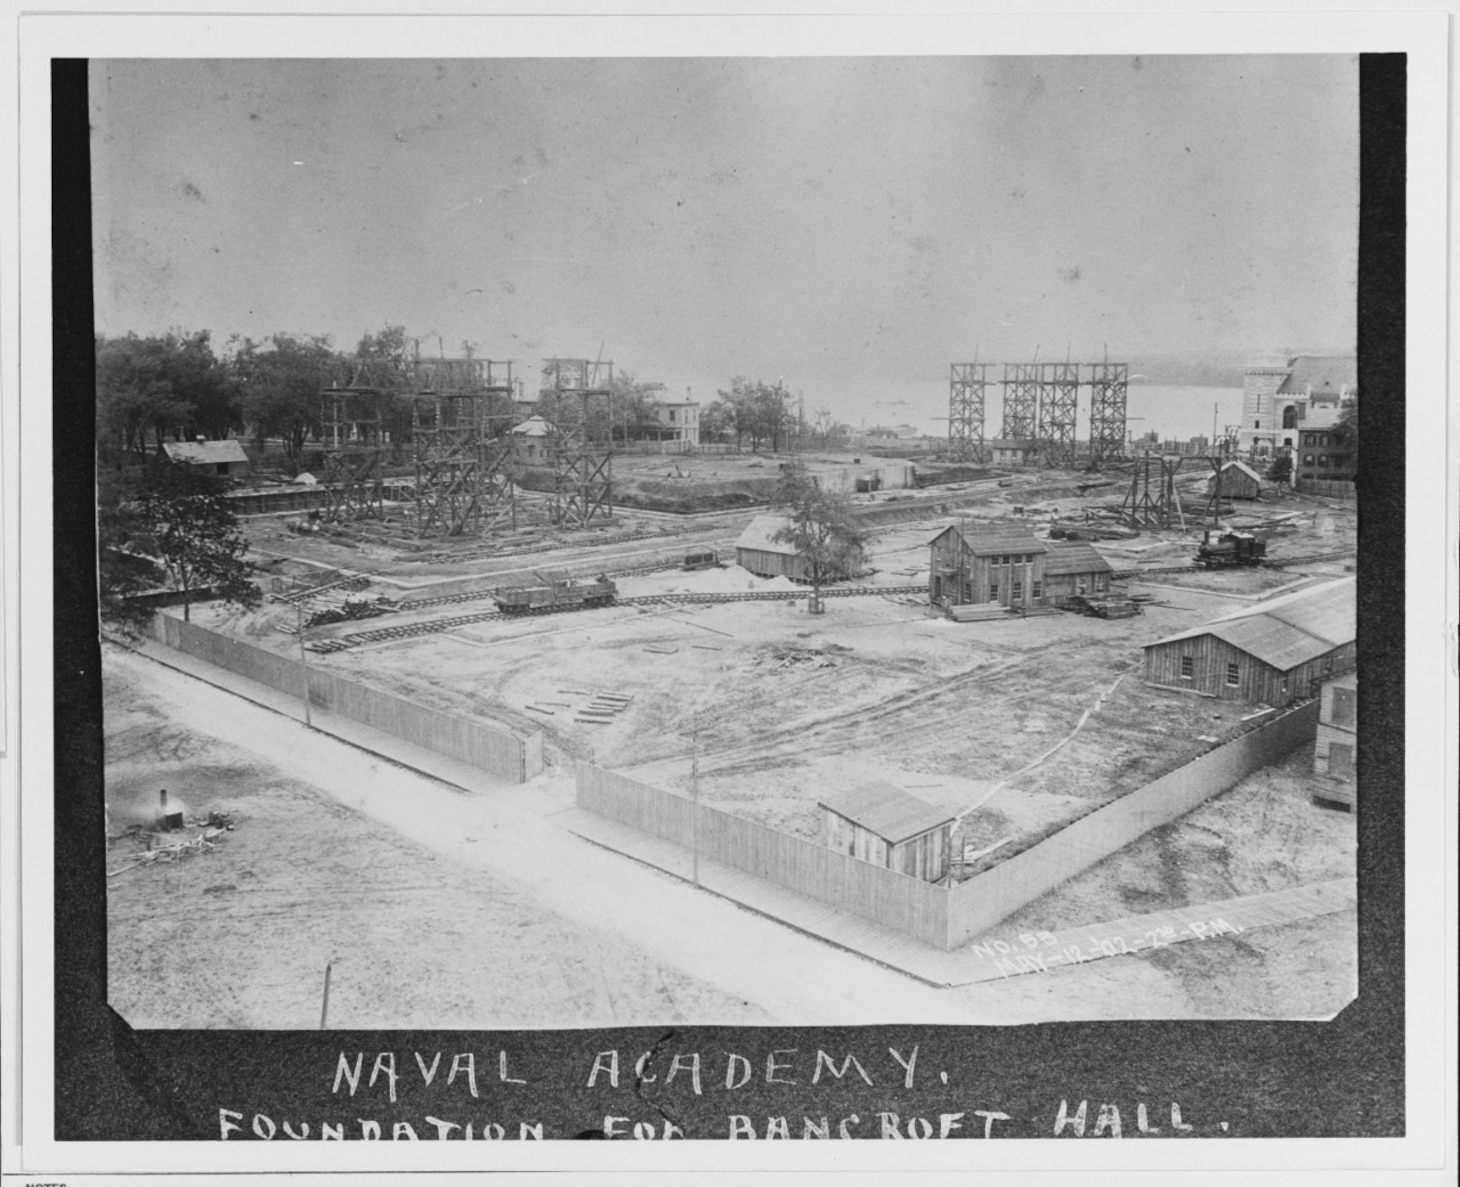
left=818, top=783, right=954, bottom=844
left=1278, top=355, right=1356, bottom=397
left=735, top=514, right=798, bottom=556
left=1042, top=542, right=1114, bottom=577
left=1146, top=578, right=1355, bottom=671
left=163, top=439, right=249, bottom=466
left=940, top=525, right=1047, bottom=557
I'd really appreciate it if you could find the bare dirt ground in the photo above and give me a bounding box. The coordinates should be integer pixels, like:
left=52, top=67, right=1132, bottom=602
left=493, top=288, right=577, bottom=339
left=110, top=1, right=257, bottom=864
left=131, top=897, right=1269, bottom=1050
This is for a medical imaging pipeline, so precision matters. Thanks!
left=114, top=470, right=1357, bottom=1025
left=105, top=647, right=1355, bottom=1026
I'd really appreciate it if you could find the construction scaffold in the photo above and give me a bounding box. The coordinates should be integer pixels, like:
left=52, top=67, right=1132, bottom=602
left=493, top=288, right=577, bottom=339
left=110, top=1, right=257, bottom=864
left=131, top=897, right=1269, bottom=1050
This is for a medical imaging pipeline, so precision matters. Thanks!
left=1034, top=361, right=1080, bottom=468
left=409, top=356, right=517, bottom=538
left=1000, top=362, right=1040, bottom=441
left=946, top=354, right=1129, bottom=470
left=320, top=360, right=395, bottom=522
left=1086, top=361, right=1130, bottom=468
left=946, top=362, right=991, bottom=463
left=542, top=356, right=615, bottom=528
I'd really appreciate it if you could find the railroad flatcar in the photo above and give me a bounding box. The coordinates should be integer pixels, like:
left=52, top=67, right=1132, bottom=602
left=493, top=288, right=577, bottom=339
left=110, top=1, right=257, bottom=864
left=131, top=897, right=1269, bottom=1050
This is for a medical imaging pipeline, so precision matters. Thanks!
left=494, top=573, right=617, bottom=615
left=1196, top=529, right=1267, bottom=569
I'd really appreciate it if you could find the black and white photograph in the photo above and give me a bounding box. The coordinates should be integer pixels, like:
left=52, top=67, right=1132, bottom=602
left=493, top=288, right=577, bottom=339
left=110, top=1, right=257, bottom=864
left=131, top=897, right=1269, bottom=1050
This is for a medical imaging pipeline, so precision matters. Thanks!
left=91, top=53, right=1364, bottom=1031
left=6, top=6, right=1455, bottom=1172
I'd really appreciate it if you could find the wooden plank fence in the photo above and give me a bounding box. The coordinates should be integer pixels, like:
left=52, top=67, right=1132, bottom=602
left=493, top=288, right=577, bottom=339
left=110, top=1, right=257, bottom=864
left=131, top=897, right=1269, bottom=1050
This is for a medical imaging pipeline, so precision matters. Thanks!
left=575, top=764, right=949, bottom=946
left=150, top=613, right=542, bottom=783
left=578, top=699, right=1320, bottom=951
left=945, top=699, right=1322, bottom=946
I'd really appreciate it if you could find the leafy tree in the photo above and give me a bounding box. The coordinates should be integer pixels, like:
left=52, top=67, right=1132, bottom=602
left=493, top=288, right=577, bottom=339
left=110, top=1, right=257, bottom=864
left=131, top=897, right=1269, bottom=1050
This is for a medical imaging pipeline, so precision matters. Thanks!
left=96, top=331, right=234, bottom=464
left=811, top=406, right=851, bottom=449
left=770, top=460, right=869, bottom=612
left=95, top=467, right=160, bottom=633
left=133, top=458, right=260, bottom=621
left=609, top=370, right=669, bottom=444
left=716, top=377, right=794, bottom=452
left=700, top=398, right=735, bottom=445
left=355, top=327, right=416, bottom=459
left=1266, top=452, right=1293, bottom=485
left=234, top=333, right=336, bottom=472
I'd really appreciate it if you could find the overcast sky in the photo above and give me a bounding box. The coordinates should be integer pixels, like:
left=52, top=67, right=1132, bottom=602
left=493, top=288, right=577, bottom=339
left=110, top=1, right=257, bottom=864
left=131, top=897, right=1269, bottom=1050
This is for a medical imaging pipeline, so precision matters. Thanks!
left=90, top=55, right=1357, bottom=426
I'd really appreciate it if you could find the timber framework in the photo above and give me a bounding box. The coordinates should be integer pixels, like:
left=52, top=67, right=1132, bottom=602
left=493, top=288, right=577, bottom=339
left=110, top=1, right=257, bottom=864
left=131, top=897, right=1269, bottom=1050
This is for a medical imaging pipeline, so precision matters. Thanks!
left=946, top=355, right=1130, bottom=469
left=542, top=356, right=615, bottom=528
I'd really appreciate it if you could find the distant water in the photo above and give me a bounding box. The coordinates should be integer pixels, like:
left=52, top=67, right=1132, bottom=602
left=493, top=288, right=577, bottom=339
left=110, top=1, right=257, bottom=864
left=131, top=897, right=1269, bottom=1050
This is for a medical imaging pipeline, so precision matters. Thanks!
left=809, top=381, right=1245, bottom=444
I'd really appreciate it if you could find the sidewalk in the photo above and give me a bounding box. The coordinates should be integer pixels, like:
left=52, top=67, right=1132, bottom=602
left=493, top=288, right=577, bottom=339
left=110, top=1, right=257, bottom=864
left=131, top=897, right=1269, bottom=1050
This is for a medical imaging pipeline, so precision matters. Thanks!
left=110, top=635, right=530, bottom=801
left=554, top=805, right=1356, bottom=988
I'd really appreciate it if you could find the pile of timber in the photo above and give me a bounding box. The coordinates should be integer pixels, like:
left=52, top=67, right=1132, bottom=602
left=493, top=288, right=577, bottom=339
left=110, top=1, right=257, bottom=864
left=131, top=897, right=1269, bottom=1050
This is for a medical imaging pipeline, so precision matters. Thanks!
left=949, top=603, right=1010, bottom=623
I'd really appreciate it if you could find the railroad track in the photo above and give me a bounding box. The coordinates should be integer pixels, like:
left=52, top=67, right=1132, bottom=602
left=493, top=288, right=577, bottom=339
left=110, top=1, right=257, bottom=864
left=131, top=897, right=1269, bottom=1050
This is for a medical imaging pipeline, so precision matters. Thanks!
left=1111, top=548, right=1356, bottom=581
left=315, top=583, right=931, bottom=651
left=312, top=547, right=1356, bottom=653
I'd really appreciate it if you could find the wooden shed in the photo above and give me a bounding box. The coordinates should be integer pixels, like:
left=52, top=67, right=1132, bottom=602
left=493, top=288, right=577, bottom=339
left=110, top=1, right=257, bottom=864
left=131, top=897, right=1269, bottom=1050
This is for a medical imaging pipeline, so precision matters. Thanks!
left=735, top=515, right=814, bottom=581
left=929, top=526, right=1047, bottom=610
left=1143, top=577, right=1355, bottom=705
left=1312, top=671, right=1357, bottom=810
left=819, top=784, right=954, bottom=883
left=1207, top=459, right=1264, bottom=500
left=163, top=438, right=250, bottom=479
left=989, top=438, right=1037, bottom=465
left=1041, top=541, right=1115, bottom=603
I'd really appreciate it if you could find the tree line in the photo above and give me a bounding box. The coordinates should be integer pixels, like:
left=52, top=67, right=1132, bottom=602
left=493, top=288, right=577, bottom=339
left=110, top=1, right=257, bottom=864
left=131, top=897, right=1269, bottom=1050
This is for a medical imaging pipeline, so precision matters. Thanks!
left=97, top=327, right=854, bottom=476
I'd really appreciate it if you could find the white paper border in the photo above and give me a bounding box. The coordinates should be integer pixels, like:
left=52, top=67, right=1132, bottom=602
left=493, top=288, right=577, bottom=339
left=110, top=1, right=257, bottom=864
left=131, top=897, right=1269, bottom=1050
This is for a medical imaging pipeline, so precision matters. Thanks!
left=4, top=6, right=1454, bottom=1181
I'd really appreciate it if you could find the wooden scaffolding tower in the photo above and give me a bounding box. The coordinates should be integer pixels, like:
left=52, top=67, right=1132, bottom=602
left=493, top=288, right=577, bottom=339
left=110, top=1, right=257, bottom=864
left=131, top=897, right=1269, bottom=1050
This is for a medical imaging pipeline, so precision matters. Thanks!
left=1086, top=361, right=1129, bottom=469
left=409, top=357, right=516, bottom=538
left=1115, top=451, right=1189, bottom=529
left=320, top=364, right=392, bottom=521
left=1000, top=362, right=1040, bottom=440
left=947, top=362, right=991, bottom=463
left=1034, top=361, right=1080, bottom=468
left=542, top=356, right=614, bottom=528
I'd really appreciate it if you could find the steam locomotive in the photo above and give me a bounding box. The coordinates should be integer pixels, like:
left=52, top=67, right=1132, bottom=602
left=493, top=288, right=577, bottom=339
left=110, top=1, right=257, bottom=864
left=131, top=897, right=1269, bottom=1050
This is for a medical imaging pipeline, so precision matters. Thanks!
left=1195, top=529, right=1267, bottom=569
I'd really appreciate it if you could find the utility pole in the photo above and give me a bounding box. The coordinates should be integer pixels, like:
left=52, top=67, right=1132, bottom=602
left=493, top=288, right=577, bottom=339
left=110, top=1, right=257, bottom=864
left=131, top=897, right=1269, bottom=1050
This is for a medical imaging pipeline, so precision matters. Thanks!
left=691, top=728, right=700, bottom=887
left=297, top=602, right=312, bottom=729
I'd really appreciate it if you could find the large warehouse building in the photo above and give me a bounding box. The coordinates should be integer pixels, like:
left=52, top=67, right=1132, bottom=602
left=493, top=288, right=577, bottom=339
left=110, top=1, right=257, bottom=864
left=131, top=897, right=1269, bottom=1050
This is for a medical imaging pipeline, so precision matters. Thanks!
left=1143, top=577, right=1355, bottom=705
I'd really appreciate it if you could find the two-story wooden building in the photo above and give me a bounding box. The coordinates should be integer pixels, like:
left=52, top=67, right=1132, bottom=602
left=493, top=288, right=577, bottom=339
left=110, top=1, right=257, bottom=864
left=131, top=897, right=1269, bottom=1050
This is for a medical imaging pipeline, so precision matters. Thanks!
left=929, top=527, right=1047, bottom=610
left=1143, top=577, right=1355, bottom=705
left=928, top=526, right=1116, bottom=613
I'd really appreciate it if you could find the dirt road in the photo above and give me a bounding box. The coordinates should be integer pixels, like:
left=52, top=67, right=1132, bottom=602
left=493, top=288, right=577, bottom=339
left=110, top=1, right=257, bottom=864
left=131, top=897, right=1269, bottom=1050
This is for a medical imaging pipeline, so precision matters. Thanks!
left=106, top=645, right=1355, bottom=1028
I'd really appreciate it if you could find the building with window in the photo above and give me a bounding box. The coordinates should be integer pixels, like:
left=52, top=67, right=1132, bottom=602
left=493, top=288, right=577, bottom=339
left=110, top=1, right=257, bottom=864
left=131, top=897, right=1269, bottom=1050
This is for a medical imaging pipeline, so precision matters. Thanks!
left=819, top=783, right=954, bottom=883
left=1040, top=541, right=1115, bottom=604
left=929, top=527, right=1047, bottom=610
left=648, top=394, right=700, bottom=445
left=1238, top=355, right=1355, bottom=459
left=509, top=414, right=554, bottom=464
left=1312, top=671, right=1357, bottom=811
left=928, top=527, right=1114, bottom=612
left=1296, top=425, right=1356, bottom=485
left=1142, top=577, right=1355, bottom=705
